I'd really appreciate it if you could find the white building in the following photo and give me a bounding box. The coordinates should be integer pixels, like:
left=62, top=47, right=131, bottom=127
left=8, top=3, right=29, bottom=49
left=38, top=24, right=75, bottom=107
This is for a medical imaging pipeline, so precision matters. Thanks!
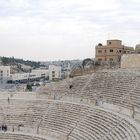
left=0, top=65, right=61, bottom=83
left=32, top=69, right=49, bottom=78
left=0, top=66, right=10, bottom=84
left=49, top=65, right=62, bottom=80
left=11, top=69, right=49, bottom=82
left=11, top=73, right=29, bottom=82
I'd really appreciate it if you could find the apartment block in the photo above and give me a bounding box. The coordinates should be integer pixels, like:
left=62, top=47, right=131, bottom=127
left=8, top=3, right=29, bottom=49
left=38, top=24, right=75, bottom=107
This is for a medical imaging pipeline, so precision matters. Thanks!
left=95, top=39, right=134, bottom=63
left=49, top=65, right=62, bottom=81
left=0, top=66, right=10, bottom=84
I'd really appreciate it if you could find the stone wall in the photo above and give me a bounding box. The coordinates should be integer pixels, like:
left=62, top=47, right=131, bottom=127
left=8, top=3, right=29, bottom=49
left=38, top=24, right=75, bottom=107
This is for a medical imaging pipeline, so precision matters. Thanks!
left=121, top=54, right=140, bottom=68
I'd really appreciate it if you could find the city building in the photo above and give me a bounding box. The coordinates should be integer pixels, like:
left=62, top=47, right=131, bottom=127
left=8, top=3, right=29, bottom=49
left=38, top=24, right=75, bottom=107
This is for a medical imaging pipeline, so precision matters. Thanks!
left=32, top=69, right=49, bottom=79
left=11, top=73, right=30, bottom=83
left=0, top=66, right=10, bottom=84
left=95, top=39, right=134, bottom=63
left=9, top=66, right=62, bottom=83
left=10, top=69, right=49, bottom=83
left=49, top=65, right=62, bottom=80
left=135, top=44, right=140, bottom=54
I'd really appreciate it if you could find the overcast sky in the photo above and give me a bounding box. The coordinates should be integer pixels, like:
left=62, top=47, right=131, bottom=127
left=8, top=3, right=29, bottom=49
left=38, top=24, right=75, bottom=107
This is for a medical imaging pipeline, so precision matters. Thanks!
left=0, top=0, right=140, bottom=61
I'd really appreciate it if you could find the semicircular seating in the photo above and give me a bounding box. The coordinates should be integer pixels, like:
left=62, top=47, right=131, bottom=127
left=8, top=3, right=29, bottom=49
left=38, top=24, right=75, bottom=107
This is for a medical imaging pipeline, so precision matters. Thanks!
left=0, top=99, right=139, bottom=140
left=82, top=70, right=140, bottom=109
left=0, top=132, right=48, bottom=140
left=47, top=69, right=140, bottom=110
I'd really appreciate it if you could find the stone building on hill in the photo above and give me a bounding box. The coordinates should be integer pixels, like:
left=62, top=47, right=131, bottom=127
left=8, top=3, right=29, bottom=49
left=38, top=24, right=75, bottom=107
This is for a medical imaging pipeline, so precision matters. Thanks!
left=95, top=39, right=134, bottom=64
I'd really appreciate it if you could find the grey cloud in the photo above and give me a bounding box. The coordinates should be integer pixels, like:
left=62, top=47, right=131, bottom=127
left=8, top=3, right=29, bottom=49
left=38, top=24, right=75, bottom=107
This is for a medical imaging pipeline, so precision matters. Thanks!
left=0, top=0, right=140, bottom=60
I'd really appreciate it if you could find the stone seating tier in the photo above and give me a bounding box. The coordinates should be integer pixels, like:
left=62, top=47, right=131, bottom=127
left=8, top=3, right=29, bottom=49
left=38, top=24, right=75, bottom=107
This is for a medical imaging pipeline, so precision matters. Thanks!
left=0, top=99, right=139, bottom=140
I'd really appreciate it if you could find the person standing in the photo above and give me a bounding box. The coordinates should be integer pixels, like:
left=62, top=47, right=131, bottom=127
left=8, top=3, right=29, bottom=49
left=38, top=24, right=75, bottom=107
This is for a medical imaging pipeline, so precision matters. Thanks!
left=8, top=97, right=10, bottom=104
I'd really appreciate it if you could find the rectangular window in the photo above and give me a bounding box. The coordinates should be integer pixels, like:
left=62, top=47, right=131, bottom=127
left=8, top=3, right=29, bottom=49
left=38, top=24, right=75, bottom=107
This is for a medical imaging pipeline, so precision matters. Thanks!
left=52, top=71, right=55, bottom=74
left=98, top=59, right=102, bottom=61
left=98, top=50, right=102, bottom=53
left=110, top=49, right=113, bottom=52
left=52, top=71, right=55, bottom=78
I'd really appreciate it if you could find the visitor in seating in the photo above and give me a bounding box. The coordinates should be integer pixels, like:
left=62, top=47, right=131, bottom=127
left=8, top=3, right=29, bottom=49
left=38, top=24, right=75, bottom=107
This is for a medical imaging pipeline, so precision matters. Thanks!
left=12, top=126, right=14, bottom=132
left=2, top=124, right=7, bottom=132
left=5, top=125, right=7, bottom=131
left=69, top=85, right=73, bottom=89
left=1, top=124, right=4, bottom=131
left=95, top=100, right=98, bottom=106
left=8, top=97, right=10, bottom=104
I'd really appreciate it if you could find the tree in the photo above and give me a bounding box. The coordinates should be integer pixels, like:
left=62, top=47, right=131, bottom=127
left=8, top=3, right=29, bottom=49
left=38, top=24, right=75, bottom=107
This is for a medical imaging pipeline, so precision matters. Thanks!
left=82, top=58, right=94, bottom=68
left=26, top=84, right=32, bottom=91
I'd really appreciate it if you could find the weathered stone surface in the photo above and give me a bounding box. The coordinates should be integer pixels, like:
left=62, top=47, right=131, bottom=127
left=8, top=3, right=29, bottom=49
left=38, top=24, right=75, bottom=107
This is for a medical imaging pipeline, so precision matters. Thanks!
left=121, top=54, right=140, bottom=68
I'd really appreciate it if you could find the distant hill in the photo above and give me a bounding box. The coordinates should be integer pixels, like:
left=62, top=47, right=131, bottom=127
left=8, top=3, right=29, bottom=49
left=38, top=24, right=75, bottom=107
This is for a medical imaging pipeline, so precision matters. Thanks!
left=0, top=56, right=44, bottom=73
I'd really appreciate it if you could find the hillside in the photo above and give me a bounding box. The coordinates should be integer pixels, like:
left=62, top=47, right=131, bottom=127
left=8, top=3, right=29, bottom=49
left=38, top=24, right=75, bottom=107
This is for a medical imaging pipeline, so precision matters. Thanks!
left=0, top=56, right=43, bottom=73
